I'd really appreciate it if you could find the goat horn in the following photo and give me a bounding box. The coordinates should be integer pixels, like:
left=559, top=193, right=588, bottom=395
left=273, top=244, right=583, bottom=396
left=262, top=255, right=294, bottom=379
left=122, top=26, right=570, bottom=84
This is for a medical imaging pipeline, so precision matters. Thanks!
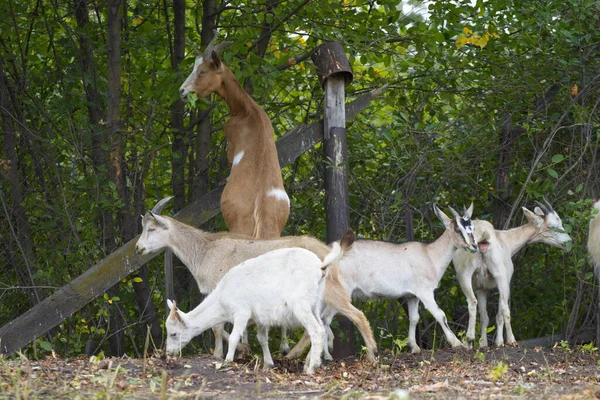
left=203, top=30, right=219, bottom=55
left=212, top=41, right=234, bottom=54
left=543, top=198, right=554, bottom=212
left=534, top=200, right=549, bottom=215
left=151, top=196, right=174, bottom=215
left=462, top=205, right=470, bottom=218
left=448, top=206, right=461, bottom=219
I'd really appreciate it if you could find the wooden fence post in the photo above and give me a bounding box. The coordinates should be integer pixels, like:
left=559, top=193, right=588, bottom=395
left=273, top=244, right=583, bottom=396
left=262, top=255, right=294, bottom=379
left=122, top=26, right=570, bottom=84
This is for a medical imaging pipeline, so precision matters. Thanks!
left=311, top=42, right=355, bottom=358
left=311, top=42, right=353, bottom=243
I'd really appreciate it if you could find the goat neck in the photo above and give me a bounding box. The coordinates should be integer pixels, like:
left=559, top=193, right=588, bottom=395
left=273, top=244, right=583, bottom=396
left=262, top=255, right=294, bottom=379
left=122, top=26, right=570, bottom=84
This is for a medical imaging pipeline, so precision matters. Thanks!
left=425, top=228, right=461, bottom=283
left=161, top=217, right=211, bottom=270
left=496, top=222, right=539, bottom=257
left=184, top=295, right=228, bottom=337
left=217, top=66, right=260, bottom=117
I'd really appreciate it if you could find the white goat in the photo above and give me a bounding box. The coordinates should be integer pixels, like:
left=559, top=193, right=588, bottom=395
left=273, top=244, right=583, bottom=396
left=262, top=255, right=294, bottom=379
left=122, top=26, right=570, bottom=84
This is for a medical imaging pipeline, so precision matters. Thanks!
left=303, top=204, right=478, bottom=354
left=587, top=200, right=600, bottom=345
left=453, top=200, right=572, bottom=348
left=135, top=199, right=377, bottom=360
left=164, top=237, right=352, bottom=374
left=587, top=200, right=600, bottom=277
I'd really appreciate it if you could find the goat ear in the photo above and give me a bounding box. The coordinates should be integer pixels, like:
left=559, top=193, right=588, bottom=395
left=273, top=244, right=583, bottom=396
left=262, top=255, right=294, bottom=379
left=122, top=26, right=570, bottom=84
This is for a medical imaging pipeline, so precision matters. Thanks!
left=211, top=50, right=222, bottom=70
left=533, top=206, right=545, bottom=216
left=523, top=207, right=543, bottom=227
left=168, top=299, right=185, bottom=325
left=465, top=202, right=474, bottom=218
left=433, top=205, right=452, bottom=229
left=448, top=205, right=461, bottom=220
left=150, top=212, right=168, bottom=228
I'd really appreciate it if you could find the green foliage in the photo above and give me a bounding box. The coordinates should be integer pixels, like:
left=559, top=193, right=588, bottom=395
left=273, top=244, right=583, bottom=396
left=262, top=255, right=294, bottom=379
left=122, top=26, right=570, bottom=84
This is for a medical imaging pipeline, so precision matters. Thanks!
left=578, top=342, right=597, bottom=354
left=488, top=361, right=509, bottom=381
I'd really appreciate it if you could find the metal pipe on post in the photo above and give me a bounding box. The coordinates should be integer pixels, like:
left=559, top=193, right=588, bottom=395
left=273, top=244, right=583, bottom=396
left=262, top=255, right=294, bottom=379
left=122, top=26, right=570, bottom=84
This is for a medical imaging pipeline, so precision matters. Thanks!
left=311, top=42, right=355, bottom=359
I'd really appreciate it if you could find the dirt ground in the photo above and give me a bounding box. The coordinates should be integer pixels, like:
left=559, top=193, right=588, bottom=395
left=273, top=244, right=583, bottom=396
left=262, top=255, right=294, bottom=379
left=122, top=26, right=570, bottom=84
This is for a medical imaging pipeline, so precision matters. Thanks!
left=1, top=345, right=599, bottom=399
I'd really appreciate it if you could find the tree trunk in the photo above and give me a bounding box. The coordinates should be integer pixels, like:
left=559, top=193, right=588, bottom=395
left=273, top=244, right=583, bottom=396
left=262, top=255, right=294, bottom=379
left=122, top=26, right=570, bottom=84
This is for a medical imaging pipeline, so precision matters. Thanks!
left=494, top=113, right=516, bottom=229
left=170, top=0, right=186, bottom=211
left=191, top=0, right=217, bottom=201
left=108, top=0, right=162, bottom=347
left=0, top=58, right=40, bottom=305
left=161, top=0, right=187, bottom=307
left=74, top=0, right=124, bottom=355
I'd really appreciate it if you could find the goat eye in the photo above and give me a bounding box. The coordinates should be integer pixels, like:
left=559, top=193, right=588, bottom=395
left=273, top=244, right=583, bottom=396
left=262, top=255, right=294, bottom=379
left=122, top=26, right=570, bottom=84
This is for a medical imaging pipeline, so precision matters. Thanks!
left=170, top=333, right=177, bottom=338
left=148, top=228, right=155, bottom=232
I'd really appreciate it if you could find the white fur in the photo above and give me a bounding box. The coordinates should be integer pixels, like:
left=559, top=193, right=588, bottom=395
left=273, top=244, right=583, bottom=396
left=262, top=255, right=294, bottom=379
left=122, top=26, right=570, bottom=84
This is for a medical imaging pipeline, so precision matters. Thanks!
left=179, top=56, right=204, bottom=97
left=320, top=204, right=477, bottom=353
left=453, top=205, right=572, bottom=348
left=587, top=200, right=600, bottom=278
left=232, top=151, right=244, bottom=167
left=165, top=244, right=345, bottom=374
left=267, top=188, right=290, bottom=206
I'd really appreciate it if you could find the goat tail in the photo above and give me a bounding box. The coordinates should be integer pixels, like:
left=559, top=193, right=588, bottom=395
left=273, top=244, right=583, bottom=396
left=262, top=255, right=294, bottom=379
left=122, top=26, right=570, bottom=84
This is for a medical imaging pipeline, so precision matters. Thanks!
left=252, top=196, right=261, bottom=238
left=321, top=229, right=356, bottom=274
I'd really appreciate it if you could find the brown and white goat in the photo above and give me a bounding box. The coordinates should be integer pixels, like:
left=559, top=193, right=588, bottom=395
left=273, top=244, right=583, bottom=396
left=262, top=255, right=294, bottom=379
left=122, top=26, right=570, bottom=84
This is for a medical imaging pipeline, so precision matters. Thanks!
left=179, top=36, right=289, bottom=239
left=453, top=200, right=571, bottom=348
left=135, top=200, right=377, bottom=360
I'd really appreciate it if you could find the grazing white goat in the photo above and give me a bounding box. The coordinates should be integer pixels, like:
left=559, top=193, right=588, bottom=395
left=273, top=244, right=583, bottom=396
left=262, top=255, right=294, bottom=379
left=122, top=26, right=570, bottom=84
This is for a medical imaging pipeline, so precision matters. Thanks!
left=164, top=235, right=353, bottom=374
left=303, top=204, right=478, bottom=354
left=453, top=200, right=572, bottom=348
left=135, top=199, right=377, bottom=360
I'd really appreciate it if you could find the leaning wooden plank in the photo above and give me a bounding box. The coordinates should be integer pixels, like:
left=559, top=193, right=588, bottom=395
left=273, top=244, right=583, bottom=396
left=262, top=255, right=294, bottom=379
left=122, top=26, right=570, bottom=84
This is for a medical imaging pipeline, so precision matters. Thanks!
left=0, top=85, right=387, bottom=356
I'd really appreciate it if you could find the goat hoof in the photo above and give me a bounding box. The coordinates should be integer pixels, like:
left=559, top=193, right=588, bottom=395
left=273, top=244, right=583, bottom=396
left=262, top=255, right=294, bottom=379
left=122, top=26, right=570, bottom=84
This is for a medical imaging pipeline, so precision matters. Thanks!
left=262, top=362, right=274, bottom=371
left=279, top=343, right=291, bottom=355
left=365, top=351, right=376, bottom=362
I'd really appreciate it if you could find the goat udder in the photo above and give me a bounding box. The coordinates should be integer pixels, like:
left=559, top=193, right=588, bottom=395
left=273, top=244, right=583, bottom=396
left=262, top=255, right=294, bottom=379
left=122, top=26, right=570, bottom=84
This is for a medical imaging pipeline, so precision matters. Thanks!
left=478, top=241, right=490, bottom=253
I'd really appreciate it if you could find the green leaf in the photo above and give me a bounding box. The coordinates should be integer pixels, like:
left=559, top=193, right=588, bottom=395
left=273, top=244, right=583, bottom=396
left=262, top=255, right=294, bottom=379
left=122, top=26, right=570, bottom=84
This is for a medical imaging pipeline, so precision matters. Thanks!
left=547, top=168, right=559, bottom=178
left=39, top=340, right=52, bottom=352
left=551, top=154, right=564, bottom=163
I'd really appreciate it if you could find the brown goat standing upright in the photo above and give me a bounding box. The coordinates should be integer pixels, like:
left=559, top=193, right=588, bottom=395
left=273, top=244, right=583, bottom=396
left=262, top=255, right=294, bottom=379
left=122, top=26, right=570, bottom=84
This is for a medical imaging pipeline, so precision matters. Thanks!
left=179, top=37, right=289, bottom=239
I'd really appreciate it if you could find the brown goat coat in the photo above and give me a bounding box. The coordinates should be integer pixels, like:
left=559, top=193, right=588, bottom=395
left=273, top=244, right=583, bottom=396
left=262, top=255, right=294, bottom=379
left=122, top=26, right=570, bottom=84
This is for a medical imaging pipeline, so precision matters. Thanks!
left=181, top=52, right=289, bottom=239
